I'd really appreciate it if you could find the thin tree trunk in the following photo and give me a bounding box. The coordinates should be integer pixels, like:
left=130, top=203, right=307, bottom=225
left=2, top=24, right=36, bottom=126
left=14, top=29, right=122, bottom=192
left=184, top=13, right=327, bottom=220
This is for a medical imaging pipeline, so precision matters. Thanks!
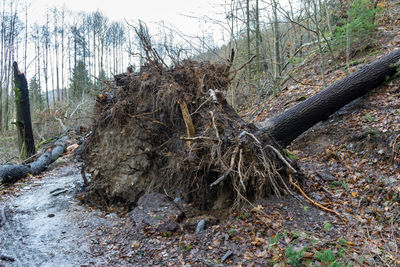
left=255, top=0, right=261, bottom=73
left=313, top=0, right=327, bottom=88
left=50, top=48, right=56, bottom=108
left=246, top=0, right=251, bottom=75
left=60, top=8, right=65, bottom=102
left=0, top=3, right=4, bottom=132
left=54, top=9, right=60, bottom=103
left=272, top=0, right=281, bottom=89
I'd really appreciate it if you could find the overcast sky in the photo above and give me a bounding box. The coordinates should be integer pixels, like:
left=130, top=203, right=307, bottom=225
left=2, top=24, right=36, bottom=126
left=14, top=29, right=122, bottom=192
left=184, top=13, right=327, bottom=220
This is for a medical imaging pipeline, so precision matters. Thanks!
left=29, top=0, right=227, bottom=43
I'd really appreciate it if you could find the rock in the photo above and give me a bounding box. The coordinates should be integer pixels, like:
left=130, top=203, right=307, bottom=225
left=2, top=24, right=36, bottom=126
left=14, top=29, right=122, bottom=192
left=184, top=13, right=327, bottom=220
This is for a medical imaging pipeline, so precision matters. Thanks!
left=183, top=215, right=218, bottom=231
left=195, top=219, right=206, bottom=233
left=129, top=193, right=183, bottom=232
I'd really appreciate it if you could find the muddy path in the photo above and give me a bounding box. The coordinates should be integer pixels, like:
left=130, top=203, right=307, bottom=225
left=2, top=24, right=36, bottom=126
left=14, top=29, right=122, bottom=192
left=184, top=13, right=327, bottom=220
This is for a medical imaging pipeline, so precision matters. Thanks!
left=0, top=161, right=115, bottom=267
left=0, top=158, right=341, bottom=266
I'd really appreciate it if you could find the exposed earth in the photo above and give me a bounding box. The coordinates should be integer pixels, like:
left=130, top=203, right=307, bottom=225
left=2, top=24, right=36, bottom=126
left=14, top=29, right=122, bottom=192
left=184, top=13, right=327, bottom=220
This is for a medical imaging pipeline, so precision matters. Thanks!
left=0, top=156, right=339, bottom=266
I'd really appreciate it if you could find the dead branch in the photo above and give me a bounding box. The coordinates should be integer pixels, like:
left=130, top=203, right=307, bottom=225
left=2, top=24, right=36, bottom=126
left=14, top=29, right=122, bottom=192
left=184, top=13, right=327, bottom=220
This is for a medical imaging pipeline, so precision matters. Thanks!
left=228, top=55, right=256, bottom=76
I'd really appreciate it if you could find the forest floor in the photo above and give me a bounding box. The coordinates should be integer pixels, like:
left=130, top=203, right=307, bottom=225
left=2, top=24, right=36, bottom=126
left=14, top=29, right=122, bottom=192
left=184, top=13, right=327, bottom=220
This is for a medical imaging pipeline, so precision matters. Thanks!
left=1, top=8, right=400, bottom=267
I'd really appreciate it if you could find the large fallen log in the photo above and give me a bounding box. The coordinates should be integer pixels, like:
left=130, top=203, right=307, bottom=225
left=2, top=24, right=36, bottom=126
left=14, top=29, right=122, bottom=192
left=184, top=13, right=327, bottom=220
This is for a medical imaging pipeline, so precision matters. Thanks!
left=259, top=49, right=400, bottom=146
left=0, top=136, right=69, bottom=184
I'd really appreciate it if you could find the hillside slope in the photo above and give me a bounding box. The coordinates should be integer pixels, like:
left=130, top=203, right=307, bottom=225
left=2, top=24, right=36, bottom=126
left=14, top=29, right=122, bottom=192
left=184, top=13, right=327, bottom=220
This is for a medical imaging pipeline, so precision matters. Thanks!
left=82, top=8, right=400, bottom=266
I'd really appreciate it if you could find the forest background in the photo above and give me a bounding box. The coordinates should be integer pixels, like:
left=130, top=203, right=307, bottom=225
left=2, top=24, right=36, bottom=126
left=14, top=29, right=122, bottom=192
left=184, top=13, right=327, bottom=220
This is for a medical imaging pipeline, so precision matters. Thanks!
left=0, top=0, right=389, bottom=161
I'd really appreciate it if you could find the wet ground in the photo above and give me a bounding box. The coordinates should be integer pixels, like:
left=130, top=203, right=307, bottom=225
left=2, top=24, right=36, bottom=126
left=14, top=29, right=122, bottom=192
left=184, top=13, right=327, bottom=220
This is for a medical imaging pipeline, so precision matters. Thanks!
left=0, top=162, right=115, bottom=267
left=0, top=157, right=339, bottom=266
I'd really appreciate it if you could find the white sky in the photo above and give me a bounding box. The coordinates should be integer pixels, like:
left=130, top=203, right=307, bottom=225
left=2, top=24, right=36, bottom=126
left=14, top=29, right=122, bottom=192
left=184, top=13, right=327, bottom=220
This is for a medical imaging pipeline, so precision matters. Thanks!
left=22, top=0, right=230, bottom=91
left=29, top=0, right=228, bottom=43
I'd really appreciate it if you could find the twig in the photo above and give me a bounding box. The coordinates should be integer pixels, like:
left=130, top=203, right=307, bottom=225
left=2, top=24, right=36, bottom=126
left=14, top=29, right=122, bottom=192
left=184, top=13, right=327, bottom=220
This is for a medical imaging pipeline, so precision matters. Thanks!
left=265, top=145, right=297, bottom=173
left=289, top=176, right=348, bottom=223
left=210, top=146, right=239, bottom=187
left=51, top=189, right=69, bottom=196
left=321, top=186, right=334, bottom=196
left=180, top=136, right=217, bottom=141
left=210, top=111, right=229, bottom=174
left=228, top=55, right=256, bottom=75
left=190, top=97, right=210, bottom=116
left=22, top=152, right=39, bottom=164
left=68, top=100, right=86, bottom=119
left=287, top=73, right=322, bottom=87
left=391, top=134, right=400, bottom=162
left=150, top=119, right=169, bottom=128
left=4, top=156, right=18, bottom=164
left=237, top=148, right=246, bottom=190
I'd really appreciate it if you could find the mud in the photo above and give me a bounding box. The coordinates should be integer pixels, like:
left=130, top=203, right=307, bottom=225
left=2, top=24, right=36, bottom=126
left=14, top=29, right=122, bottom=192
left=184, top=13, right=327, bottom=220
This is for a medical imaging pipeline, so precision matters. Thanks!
left=0, top=162, right=116, bottom=267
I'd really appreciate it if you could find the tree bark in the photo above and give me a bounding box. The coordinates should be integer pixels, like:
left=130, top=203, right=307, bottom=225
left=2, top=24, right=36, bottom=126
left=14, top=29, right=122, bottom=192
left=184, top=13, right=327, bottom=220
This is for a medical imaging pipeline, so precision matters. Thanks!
left=260, top=49, right=400, bottom=147
left=13, top=62, right=36, bottom=158
left=0, top=136, right=68, bottom=184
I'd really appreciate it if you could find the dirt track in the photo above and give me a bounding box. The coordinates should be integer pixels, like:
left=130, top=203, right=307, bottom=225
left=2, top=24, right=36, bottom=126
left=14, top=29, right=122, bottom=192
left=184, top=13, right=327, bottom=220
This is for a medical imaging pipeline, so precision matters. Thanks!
left=0, top=162, right=114, bottom=267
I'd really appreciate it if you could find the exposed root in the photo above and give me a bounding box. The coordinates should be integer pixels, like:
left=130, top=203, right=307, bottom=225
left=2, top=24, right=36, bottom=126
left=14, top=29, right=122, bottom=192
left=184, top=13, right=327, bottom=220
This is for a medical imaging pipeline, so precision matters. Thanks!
left=81, top=29, right=303, bottom=210
left=289, top=176, right=348, bottom=223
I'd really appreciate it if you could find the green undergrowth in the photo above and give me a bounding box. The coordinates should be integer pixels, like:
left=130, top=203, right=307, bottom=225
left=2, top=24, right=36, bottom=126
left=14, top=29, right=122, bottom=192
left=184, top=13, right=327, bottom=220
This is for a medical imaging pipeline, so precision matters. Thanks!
left=265, top=230, right=355, bottom=266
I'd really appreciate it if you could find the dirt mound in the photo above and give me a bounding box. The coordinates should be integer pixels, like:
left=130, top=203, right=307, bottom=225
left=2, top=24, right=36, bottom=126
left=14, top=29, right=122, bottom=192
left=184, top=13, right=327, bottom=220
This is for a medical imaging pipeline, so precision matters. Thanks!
left=82, top=58, right=301, bottom=211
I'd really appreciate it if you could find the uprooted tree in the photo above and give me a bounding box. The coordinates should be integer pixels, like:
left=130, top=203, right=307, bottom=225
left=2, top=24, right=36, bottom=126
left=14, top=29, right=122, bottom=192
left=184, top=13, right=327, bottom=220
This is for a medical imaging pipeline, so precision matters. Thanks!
left=81, top=25, right=400, bottom=211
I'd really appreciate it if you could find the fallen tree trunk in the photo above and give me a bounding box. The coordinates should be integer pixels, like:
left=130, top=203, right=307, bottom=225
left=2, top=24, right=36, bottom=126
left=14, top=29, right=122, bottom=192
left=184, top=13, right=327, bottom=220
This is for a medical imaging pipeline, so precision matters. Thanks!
left=0, top=136, right=69, bottom=184
left=30, top=136, right=69, bottom=175
left=0, top=165, right=31, bottom=184
left=260, top=49, right=400, bottom=146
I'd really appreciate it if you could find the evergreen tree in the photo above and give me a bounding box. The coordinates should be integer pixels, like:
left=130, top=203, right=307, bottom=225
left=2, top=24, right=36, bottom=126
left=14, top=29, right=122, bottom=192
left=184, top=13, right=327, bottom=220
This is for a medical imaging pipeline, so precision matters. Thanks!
left=29, top=77, right=43, bottom=111
left=69, top=60, right=91, bottom=99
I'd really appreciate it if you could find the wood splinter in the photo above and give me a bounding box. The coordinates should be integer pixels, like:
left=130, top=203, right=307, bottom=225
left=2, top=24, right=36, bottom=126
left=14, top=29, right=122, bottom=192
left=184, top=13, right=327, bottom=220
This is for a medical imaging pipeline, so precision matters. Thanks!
left=178, top=99, right=195, bottom=147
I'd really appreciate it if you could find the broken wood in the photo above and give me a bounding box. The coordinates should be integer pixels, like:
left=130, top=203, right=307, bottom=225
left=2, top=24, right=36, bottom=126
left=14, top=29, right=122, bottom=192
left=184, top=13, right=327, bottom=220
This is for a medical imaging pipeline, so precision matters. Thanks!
left=178, top=99, right=195, bottom=147
left=13, top=62, right=35, bottom=159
